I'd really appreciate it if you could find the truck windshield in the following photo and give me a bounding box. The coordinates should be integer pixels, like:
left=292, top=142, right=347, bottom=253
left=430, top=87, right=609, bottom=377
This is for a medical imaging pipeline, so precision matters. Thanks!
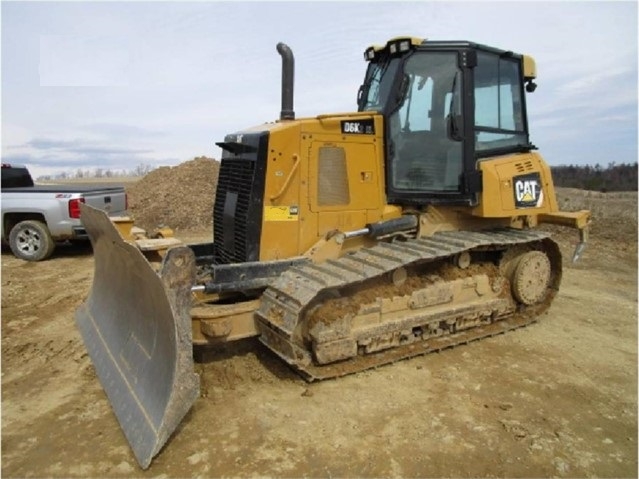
left=358, top=56, right=401, bottom=112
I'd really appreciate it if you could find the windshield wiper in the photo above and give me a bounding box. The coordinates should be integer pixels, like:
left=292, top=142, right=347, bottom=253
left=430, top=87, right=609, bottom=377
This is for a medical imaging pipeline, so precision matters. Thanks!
left=360, top=56, right=393, bottom=111
left=446, top=71, right=463, bottom=141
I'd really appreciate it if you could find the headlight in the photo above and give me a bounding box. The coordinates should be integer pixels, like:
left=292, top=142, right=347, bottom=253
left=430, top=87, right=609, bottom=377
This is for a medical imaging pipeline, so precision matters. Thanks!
left=386, top=36, right=423, bottom=56
left=364, top=47, right=376, bottom=61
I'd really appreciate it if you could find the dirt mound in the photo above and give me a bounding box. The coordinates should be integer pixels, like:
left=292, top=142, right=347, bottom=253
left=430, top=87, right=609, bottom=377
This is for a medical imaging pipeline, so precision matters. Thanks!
left=556, top=188, right=637, bottom=223
left=554, top=187, right=637, bottom=245
left=127, top=157, right=220, bottom=232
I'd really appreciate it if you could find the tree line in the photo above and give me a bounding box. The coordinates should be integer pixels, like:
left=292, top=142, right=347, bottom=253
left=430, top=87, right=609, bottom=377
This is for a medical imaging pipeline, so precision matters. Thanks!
left=550, top=162, right=637, bottom=192
left=37, top=163, right=156, bottom=181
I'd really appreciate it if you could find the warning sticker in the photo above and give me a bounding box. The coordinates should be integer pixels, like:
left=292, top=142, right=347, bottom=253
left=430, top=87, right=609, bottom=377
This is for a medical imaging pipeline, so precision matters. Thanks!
left=264, top=205, right=299, bottom=222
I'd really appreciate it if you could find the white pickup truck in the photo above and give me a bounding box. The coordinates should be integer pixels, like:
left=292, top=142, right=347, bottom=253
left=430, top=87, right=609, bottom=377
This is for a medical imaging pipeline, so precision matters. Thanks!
left=1, top=164, right=128, bottom=261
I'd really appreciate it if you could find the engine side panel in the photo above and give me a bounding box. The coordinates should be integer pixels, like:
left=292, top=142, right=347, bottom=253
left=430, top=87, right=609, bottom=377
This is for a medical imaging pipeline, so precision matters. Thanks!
left=258, top=114, right=396, bottom=261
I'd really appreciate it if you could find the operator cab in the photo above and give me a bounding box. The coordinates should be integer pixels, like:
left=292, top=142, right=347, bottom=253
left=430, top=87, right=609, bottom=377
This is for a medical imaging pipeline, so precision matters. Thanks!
left=358, top=37, right=538, bottom=206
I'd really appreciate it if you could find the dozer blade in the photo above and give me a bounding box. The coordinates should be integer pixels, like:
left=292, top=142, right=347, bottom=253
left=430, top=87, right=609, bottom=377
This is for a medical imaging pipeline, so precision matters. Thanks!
left=75, top=204, right=200, bottom=469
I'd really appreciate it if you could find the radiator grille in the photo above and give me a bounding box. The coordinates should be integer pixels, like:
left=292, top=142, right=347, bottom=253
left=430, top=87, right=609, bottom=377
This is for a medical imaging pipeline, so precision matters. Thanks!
left=213, top=159, right=256, bottom=264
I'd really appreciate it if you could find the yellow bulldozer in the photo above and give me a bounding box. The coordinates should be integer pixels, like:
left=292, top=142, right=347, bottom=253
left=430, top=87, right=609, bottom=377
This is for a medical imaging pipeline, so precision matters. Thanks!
left=76, top=37, right=590, bottom=469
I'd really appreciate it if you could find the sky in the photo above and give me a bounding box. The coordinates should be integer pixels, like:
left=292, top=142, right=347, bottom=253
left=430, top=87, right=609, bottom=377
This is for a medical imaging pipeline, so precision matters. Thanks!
left=1, top=1, right=637, bottom=179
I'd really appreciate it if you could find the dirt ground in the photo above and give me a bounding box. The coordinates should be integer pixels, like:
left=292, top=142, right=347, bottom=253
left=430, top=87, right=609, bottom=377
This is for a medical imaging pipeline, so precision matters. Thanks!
left=1, top=186, right=637, bottom=478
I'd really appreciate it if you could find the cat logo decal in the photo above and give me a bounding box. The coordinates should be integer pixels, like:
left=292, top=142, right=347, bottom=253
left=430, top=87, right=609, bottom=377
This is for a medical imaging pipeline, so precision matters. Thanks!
left=513, top=173, right=543, bottom=208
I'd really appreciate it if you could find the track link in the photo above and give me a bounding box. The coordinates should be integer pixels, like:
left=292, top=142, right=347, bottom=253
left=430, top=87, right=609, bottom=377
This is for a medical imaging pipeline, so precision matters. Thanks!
left=256, top=229, right=561, bottom=380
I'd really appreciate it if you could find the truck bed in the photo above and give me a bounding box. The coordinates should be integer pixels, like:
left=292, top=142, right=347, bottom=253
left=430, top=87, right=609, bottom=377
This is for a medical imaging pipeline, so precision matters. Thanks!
left=2, top=184, right=126, bottom=194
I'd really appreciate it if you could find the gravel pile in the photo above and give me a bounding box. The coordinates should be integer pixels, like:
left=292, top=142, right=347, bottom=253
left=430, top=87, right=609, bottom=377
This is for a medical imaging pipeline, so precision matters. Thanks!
left=127, top=156, right=220, bottom=232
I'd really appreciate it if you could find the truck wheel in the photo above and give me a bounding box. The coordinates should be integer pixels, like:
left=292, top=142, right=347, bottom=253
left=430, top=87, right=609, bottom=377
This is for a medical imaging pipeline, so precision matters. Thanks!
left=8, top=220, right=56, bottom=261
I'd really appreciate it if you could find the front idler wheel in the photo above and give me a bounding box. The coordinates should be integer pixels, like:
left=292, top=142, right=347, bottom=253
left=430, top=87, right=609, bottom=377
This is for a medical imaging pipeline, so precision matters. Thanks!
left=511, top=250, right=552, bottom=305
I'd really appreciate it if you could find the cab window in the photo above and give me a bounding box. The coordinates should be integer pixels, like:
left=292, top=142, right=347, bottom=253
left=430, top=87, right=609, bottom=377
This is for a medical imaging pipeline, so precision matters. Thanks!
left=389, top=51, right=463, bottom=192
left=474, top=52, right=528, bottom=154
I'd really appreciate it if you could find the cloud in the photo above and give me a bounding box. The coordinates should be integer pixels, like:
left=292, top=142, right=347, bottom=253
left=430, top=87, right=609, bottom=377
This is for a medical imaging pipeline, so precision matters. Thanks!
left=77, top=122, right=164, bottom=140
left=26, top=137, right=153, bottom=155
left=26, top=138, right=78, bottom=150
left=2, top=1, right=637, bottom=175
left=39, top=34, right=130, bottom=87
left=1, top=153, right=33, bottom=166
left=2, top=136, right=167, bottom=178
left=2, top=152, right=104, bottom=170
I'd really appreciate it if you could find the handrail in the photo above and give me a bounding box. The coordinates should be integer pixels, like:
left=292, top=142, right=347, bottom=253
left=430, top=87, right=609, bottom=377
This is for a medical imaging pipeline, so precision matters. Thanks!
left=270, top=154, right=300, bottom=202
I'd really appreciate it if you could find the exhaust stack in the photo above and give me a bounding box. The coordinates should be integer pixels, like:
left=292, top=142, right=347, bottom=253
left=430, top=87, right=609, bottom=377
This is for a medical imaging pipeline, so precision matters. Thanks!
left=276, top=42, right=295, bottom=120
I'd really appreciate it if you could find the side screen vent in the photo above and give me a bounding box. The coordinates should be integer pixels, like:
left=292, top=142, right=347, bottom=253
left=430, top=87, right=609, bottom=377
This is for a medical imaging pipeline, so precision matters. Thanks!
left=213, top=159, right=256, bottom=264
left=212, top=131, right=268, bottom=265
left=318, top=147, right=350, bottom=206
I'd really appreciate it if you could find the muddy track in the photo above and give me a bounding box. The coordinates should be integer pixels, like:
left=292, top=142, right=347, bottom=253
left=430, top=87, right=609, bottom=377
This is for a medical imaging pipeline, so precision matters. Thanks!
left=257, top=229, right=560, bottom=380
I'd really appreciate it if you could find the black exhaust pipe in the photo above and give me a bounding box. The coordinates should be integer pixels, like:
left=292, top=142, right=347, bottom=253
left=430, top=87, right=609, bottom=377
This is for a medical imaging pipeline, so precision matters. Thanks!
left=276, top=42, right=295, bottom=120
